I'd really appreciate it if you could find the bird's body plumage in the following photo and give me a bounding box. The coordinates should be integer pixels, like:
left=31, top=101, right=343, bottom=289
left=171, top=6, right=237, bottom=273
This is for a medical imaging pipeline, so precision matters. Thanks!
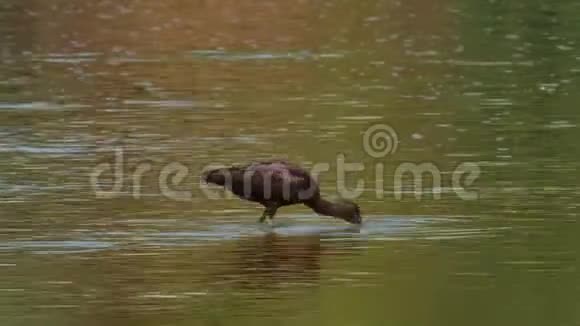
left=203, top=160, right=362, bottom=224
left=221, top=160, right=318, bottom=205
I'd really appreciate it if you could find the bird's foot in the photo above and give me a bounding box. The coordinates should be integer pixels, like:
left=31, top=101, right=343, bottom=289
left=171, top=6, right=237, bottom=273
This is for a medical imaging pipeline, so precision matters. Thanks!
left=258, top=216, right=273, bottom=226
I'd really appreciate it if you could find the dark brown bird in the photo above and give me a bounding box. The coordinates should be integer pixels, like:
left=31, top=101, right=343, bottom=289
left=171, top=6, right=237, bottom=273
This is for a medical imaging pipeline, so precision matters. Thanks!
left=202, top=160, right=362, bottom=224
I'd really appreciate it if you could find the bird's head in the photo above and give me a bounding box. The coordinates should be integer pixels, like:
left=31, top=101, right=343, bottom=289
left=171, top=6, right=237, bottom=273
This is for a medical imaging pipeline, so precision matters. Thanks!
left=336, top=199, right=362, bottom=225
left=201, top=168, right=227, bottom=186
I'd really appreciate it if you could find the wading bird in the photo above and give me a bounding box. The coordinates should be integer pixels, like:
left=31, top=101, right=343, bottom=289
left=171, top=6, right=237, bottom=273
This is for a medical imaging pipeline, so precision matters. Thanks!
left=202, top=160, right=362, bottom=224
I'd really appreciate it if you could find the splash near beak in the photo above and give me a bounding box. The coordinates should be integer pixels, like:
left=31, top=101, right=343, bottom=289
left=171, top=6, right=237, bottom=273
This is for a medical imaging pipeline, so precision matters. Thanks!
left=348, top=213, right=362, bottom=225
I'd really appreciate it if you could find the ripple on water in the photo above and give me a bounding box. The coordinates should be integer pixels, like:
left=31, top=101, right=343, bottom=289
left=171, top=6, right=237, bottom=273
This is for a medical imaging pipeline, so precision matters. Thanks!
left=421, top=59, right=535, bottom=67
left=0, top=102, right=90, bottom=111
left=122, top=99, right=197, bottom=108
left=189, top=50, right=345, bottom=61
left=545, top=120, right=577, bottom=129
left=0, top=240, right=114, bottom=254
left=0, top=145, right=87, bottom=155
left=32, top=52, right=101, bottom=64
left=0, top=216, right=503, bottom=254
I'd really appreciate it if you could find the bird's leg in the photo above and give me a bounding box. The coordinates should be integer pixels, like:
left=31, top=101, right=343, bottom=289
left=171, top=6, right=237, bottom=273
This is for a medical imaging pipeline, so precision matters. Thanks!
left=259, top=209, right=268, bottom=223
left=259, top=204, right=278, bottom=224
left=266, top=205, right=278, bottom=224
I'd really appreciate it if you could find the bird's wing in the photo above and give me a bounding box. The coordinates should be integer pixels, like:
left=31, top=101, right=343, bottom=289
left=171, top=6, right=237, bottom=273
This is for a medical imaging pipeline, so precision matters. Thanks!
left=241, top=161, right=318, bottom=203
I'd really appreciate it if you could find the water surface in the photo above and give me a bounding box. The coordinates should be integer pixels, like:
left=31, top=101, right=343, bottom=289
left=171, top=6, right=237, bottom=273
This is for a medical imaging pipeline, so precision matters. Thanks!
left=1, top=0, right=579, bottom=325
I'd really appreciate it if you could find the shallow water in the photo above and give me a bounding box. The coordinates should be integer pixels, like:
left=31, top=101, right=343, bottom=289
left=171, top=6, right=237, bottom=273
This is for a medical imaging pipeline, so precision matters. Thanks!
left=1, top=0, right=579, bottom=325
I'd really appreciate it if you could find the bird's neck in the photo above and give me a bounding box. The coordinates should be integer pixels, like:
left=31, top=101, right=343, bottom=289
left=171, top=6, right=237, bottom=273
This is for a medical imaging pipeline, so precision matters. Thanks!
left=307, top=197, right=342, bottom=218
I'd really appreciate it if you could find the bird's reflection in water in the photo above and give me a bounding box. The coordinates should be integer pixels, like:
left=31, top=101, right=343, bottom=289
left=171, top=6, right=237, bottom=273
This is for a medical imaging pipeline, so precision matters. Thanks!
left=210, top=231, right=361, bottom=292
